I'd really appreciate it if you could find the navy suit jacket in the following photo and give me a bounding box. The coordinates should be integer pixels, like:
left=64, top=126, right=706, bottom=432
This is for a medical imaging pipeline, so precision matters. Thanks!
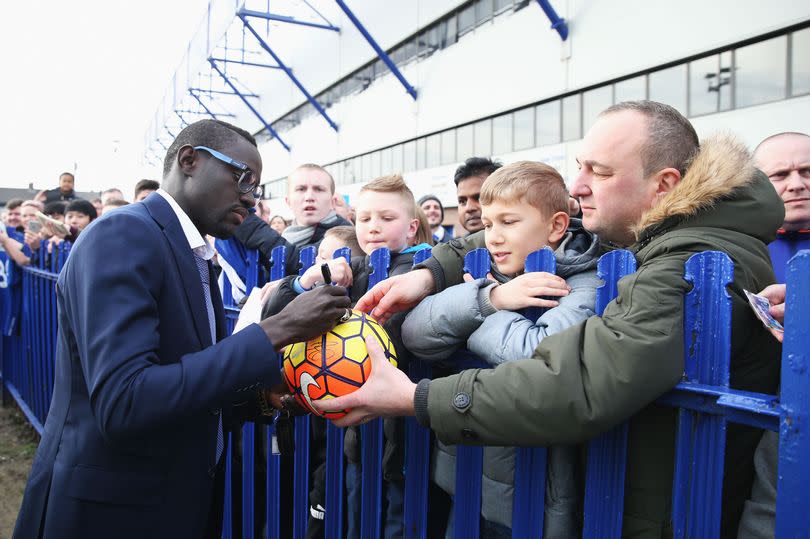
left=14, top=194, right=280, bottom=539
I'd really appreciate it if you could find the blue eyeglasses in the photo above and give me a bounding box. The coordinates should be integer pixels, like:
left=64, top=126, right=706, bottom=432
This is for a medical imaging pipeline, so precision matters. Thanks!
left=193, top=146, right=263, bottom=197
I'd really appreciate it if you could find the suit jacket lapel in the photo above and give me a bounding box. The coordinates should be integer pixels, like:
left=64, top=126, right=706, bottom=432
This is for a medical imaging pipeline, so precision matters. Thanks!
left=143, top=194, right=213, bottom=349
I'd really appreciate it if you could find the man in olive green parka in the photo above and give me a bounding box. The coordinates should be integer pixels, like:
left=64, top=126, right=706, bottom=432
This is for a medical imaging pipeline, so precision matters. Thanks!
left=315, top=101, right=783, bottom=538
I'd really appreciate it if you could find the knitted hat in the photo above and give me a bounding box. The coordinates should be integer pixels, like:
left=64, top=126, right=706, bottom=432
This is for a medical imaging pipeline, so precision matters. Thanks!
left=418, top=194, right=444, bottom=220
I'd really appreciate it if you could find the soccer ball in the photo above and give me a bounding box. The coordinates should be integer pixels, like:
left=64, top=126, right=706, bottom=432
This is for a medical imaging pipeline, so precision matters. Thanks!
left=282, top=309, right=397, bottom=419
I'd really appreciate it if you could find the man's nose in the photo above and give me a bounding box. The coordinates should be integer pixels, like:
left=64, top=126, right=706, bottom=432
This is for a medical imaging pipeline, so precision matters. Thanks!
left=570, top=171, right=590, bottom=197
left=786, top=171, right=807, bottom=191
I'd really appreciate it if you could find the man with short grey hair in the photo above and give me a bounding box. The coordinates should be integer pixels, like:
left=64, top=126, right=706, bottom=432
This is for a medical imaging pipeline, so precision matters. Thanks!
left=753, top=131, right=810, bottom=283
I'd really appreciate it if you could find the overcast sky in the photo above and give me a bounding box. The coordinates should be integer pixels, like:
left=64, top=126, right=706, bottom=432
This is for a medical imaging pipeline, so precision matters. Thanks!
left=0, top=0, right=210, bottom=198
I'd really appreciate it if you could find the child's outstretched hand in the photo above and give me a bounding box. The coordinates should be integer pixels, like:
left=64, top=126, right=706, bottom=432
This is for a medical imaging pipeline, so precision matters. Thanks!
left=300, top=257, right=353, bottom=289
left=489, top=272, right=570, bottom=311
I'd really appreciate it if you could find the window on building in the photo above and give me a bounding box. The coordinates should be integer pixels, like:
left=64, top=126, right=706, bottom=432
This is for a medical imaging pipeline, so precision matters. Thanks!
left=444, top=16, right=458, bottom=47
left=492, top=113, right=513, bottom=155
left=456, top=124, right=474, bottom=159
left=689, top=53, right=733, bottom=116
left=495, top=0, right=513, bottom=13
left=649, top=64, right=687, bottom=114
left=562, top=94, right=581, bottom=141
left=476, top=0, right=493, bottom=26
left=370, top=151, right=382, bottom=178
left=735, top=35, right=787, bottom=108
left=536, top=100, right=561, bottom=146
left=583, top=86, right=613, bottom=131
left=344, top=158, right=357, bottom=185
left=614, top=75, right=646, bottom=103
left=426, top=133, right=441, bottom=168
left=513, top=107, right=534, bottom=151
left=359, top=153, right=371, bottom=181
left=791, top=28, right=810, bottom=96
left=416, top=137, right=427, bottom=170
left=403, top=141, right=416, bottom=172
left=474, top=118, right=492, bottom=156
left=458, top=4, right=476, bottom=36
left=392, top=144, right=404, bottom=174
left=381, top=147, right=393, bottom=175
left=441, top=129, right=456, bottom=164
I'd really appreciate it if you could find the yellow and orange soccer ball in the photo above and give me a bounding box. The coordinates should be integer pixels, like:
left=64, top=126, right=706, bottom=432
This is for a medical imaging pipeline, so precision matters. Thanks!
left=282, top=309, right=397, bottom=419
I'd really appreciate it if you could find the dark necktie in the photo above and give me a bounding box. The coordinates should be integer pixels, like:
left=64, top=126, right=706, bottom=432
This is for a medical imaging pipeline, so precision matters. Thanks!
left=194, top=253, right=223, bottom=463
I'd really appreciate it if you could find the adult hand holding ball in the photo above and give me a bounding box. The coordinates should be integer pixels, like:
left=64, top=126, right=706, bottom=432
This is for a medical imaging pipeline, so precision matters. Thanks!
left=282, top=309, right=398, bottom=419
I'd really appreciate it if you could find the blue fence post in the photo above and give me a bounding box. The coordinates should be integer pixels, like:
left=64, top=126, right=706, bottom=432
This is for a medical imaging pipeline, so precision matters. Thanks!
left=265, top=245, right=287, bottom=539
left=241, top=248, right=261, bottom=539
left=360, top=248, right=391, bottom=539
left=776, top=250, right=810, bottom=536
left=403, top=247, right=433, bottom=539
left=582, top=250, right=637, bottom=538
left=450, top=248, right=490, bottom=539
left=325, top=246, right=352, bottom=539
left=294, top=246, right=317, bottom=539
left=510, top=247, right=555, bottom=538
left=671, top=251, right=733, bottom=538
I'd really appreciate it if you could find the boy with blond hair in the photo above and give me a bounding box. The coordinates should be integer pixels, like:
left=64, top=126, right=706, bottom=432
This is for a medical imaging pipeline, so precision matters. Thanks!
left=401, top=161, right=601, bottom=537
left=264, top=174, right=431, bottom=538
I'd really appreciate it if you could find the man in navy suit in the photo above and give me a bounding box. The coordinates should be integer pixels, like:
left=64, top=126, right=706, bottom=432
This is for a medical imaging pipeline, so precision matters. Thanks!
left=13, top=120, right=351, bottom=539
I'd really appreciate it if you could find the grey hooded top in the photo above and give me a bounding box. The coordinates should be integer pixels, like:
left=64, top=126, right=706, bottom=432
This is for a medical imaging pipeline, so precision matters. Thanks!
left=400, top=222, right=600, bottom=533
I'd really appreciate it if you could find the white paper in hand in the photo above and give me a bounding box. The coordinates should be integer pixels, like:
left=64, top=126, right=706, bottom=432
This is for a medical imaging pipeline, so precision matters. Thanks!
left=233, top=287, right=264, bottom=334
left=744, top=289, right=784, bottom=334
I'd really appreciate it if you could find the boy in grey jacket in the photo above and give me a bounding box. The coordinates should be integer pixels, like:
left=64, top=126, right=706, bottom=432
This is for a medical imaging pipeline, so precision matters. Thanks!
left=401, top=161, right=601, bottom=538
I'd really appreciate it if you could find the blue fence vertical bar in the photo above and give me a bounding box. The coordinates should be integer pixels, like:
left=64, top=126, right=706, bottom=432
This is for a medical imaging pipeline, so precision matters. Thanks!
left=325, top=246, right=352, bottom=539
left=670, top=251, right=733, bottom=538
left=294, top=246, right=317, bottom=539
left=776, top=250, right=810, bottom=536
left=510, top=247, right=555, bottom=537
left=240, top=248, right=260, bottom=539
left=450, top=248, right=490, bottom=539
left=360, top=247, right=391, bottom=539
left=266, top=245, right=287, bottom=539
left=582, top=249, right=637, bottom=538
left=403, top=247, right=433, bottom=539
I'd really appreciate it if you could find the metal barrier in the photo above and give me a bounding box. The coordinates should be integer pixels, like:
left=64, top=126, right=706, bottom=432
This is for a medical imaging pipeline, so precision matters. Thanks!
left=3, top=242, right=808, bottom=538
left=2, top=241, right=71, bottom=434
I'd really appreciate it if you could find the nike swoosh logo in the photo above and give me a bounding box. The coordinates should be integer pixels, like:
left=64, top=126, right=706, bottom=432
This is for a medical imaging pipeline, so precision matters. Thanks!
left=299, top=372, right=321, bottom=413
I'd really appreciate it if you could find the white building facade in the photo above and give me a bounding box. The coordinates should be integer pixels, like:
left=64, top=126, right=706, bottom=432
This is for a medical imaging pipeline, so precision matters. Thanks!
left=196, top=1, right=810, bottom=219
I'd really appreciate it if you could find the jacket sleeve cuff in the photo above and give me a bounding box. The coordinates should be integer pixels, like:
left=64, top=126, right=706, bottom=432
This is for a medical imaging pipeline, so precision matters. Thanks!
left=415, top=257, right=446, bottom=293
left=414, top=379, right=432, bottom=428
left=477, top=282, right=499, bottom=317
left=292, top=276, right=309, bottom=295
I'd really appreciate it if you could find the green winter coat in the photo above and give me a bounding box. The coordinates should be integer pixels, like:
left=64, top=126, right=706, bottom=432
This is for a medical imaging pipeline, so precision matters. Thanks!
left=413, top=136, right=783, bottom=538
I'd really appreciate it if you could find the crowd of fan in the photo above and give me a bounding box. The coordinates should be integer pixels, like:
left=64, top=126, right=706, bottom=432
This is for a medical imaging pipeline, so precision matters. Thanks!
left=3, top=106, right=808, bottom=538
left=0, top=177, right=161, bottom=266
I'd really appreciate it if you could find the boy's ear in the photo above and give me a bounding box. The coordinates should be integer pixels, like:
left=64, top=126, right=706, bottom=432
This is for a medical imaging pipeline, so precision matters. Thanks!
left=407, top=217, right=419, bottom=241
left=548, top=211, right=570, bottom=243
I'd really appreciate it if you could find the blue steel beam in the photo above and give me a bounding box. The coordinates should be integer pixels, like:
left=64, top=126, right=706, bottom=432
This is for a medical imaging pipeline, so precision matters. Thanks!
left=239, top=17, right=339, bottom=132
left=176, top=108, right=236, bottom=118
left=535, top=0, right=569, bottom=41
left=208, top=59, right=291, bottom=152
left=188, top=90, right=233, bottom=120
left=239, top=8, right=340, bottom=32
left=189, top=87, right=260, bottom=98
left=210, top=57, right=284, bottom=70
left=333, top=0, right=417, bottom=100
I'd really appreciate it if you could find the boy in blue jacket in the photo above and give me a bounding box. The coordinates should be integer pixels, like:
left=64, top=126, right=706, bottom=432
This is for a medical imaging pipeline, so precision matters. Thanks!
left=402, top=161, right=601, bottom=538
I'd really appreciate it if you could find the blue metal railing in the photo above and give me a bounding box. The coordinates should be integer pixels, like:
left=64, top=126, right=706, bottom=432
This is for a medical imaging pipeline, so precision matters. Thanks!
left=3, top=245, right=808, bottom=538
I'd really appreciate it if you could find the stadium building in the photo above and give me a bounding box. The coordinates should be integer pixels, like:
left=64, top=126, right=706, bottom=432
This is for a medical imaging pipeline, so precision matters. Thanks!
left=146, top=0, right=810, bottom=227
